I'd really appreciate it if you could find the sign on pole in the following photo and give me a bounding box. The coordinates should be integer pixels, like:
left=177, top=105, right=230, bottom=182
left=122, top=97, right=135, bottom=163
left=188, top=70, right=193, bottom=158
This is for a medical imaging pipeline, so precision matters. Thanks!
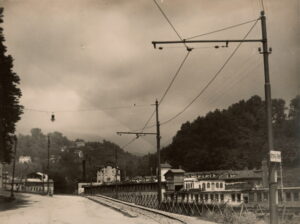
left=270, top=150, right=281, bottom=163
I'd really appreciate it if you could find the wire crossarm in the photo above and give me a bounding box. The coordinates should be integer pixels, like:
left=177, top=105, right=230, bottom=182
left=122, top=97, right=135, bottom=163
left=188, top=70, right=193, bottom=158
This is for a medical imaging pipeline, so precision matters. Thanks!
left=116, top=131, right=156, bottom=138
left=152, top=39, right=263, bottom=49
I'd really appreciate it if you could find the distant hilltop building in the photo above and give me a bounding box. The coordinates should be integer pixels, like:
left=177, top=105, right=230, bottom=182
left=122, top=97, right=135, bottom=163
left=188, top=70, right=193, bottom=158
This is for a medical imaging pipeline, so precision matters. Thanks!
left=75, top=139, right=85, bottom=148
left=96, top=165, right=120, bottom=184
left=18, top=156, right=32, bottom=164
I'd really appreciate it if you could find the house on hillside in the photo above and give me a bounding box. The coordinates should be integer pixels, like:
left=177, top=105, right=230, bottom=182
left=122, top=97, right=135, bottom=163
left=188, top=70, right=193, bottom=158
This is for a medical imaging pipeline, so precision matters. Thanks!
left=75, top=139, right=85, bottom=148
left=18, top=156, right=32, bottom=164
left=96, top=165, right=121, bottom=184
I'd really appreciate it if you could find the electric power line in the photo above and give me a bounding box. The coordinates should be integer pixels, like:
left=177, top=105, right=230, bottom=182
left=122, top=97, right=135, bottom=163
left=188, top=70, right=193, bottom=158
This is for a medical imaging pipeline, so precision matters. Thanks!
left=185, top=18, right=259, bottom=40
left=152, top=0, right=188, bottom=49
left=159, top=19, right=260, bottom=126
left=122, top=137, right=138, bottom=149
left=159, top=50, right=191, bottom=105
left=260, top=0, right=265, bottom=11
left=202, top=50, right=259, bottom=104
left=117, top=7, right=260, bottom=148
left=138, top=50, right=192, bottom=132
left=207, top=57, right=262, bottom=107
left=21, top=104, right=150, bottom=113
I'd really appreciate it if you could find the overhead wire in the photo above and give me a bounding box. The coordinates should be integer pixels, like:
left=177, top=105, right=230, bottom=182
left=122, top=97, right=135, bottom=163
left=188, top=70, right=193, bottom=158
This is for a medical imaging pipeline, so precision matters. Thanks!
left=138, top=50, right=192, bottom=133
left=21, top=104, right=150, bottom=113
left=124, top=21, right=192, bottom=147
left=159, top=50, right=191, bottom=105
left=208, top=57, right=263, bottom=107
left=185, top=18, right=259, bottom=40
left=159, top=57, right=261, bottom=146
left=152, top=0, right=189, bottom=49
left=203, top=50, right=259, bottom=103
left=122, top=137, right=138, bottom=149
left=260, top=0, right=265, bottom=11
left=159, top=18, right=260, bottom=126
left=117, top=4, right=261, bottom=148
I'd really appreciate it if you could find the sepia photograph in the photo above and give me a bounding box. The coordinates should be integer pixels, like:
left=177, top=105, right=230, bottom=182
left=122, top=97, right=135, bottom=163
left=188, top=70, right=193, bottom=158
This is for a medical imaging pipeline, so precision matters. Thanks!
left=0, top=0, right=299, bottom=223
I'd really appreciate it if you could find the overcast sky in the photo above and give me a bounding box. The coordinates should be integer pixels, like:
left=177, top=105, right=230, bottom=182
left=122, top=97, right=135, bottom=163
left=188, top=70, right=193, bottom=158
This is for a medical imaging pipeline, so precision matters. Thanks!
left=1, top=0, right=299, bottom=154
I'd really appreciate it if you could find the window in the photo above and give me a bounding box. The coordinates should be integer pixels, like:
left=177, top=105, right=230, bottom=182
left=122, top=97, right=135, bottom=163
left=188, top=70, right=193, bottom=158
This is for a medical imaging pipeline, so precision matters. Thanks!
left=286, top=192, right=291, bottom=201
left=200, top=194, right=203, bottom=201
left=202, top=183, right=205, bottom=190
left=249, top=193, right=254, bottom=202
left=216, top=183, right=219, bottom=188
left=215, top=194, right=219, bottom=201
left=207, top=183, right=210, bottom=188
left=205, top=194, right=208, bottom=201
left=231, top=194, right=236, bottom=202
left=263, top=192, right=268, bottom=201
left=257, top=192, right=262, bottom=202
left=210, top=194, right=213, bottom=201
left=293, top=192, right=299, bottom=201
left=220, top=183, right=223, bottom=188
left=220, top=194, right=224, bottom=201
left=279, top=192, right=283, bottom=202
left=237, top=193, right=241, bottom=202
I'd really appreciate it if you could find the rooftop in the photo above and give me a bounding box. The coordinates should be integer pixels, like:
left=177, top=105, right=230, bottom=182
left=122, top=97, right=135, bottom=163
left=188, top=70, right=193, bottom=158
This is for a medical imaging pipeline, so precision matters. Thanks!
left=161, top=163, right=172, bottom=168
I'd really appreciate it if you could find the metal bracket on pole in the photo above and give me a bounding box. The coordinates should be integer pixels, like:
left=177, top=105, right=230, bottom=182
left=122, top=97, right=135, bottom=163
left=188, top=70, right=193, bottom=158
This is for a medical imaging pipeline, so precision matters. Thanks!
left=258, top=47, right=272, bottom=54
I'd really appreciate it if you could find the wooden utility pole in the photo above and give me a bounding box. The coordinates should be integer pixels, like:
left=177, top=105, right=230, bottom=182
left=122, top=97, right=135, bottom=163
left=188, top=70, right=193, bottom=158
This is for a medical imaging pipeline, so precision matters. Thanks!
left=115, top=147, right=118, bottom=199
left=82, top=159, right=86, bottom=182
left=260, top=11, right=278, bottom=224
left=10, top=135, right=17, bottom=199
left=155, top=100, right=162, bottom=203
left=152, top=11, right=277, bottom=223
left=47, top=135, right=50, bottom=195
left=117, top=99, right=162, bottom=204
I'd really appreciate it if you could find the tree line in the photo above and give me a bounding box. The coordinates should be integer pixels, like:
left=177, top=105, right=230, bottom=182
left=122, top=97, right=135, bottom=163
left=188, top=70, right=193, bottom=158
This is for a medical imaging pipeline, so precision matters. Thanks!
left=160, top=95, right=300, bottom=171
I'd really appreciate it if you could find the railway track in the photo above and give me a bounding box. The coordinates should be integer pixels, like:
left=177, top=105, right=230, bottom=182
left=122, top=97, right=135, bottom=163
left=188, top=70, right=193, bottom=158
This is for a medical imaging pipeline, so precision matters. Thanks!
left=86, top=194, right=188, bottom=224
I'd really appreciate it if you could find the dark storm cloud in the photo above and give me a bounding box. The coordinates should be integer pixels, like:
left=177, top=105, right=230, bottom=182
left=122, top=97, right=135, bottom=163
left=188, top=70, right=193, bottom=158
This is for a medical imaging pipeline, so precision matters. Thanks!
left=1, top=0, right=299, bottom=154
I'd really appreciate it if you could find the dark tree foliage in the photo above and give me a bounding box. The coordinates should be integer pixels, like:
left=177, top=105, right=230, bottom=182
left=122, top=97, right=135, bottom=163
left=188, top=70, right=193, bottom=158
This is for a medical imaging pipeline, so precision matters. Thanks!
left=161, top=95, right=300, bottom=172
left=0, top=8, right=23, bottom=163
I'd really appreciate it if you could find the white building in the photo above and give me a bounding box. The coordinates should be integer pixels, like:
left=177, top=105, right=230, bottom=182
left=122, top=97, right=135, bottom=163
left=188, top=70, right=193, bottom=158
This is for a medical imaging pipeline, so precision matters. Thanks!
left=96, top=165, right=120, bottom=184
left=0, top=163, right=3, bottom=189
left=75, top=140, right=85, bottom=148
left=18, top=156, right=32, bottom=164
left=161, top=163, right=172, bottom=182
left=184, top=177, right=226, bottom=191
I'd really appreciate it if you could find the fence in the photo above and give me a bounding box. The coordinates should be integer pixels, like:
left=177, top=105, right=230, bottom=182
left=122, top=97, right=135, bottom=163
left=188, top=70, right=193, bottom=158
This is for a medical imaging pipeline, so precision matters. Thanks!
left=84, top=183, right=300, bottom=223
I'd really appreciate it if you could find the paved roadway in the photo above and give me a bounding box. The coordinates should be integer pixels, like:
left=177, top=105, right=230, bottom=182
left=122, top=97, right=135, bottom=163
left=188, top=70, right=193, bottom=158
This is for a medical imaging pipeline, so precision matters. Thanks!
left=0, top=193, right=167, bottom=224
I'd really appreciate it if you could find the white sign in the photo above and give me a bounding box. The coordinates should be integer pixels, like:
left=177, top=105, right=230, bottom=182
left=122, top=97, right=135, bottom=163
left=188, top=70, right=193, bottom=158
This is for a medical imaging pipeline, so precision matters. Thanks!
left=270, top=150, right=281, bottom=163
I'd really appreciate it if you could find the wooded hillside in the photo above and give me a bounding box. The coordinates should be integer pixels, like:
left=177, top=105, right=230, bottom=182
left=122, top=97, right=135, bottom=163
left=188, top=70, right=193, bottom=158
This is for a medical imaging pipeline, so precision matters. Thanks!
left=161, top=95, right=300, bottom=171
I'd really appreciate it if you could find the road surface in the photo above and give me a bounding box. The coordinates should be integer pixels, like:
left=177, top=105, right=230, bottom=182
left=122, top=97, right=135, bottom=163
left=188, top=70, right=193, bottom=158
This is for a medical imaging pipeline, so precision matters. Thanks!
left=0, top=193, right=175, bottom=224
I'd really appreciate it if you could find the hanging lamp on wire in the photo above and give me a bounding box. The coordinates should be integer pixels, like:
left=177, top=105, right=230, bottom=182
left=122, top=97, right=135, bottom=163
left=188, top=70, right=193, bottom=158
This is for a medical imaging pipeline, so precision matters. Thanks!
left=51, top=113, right=55, bottom=122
